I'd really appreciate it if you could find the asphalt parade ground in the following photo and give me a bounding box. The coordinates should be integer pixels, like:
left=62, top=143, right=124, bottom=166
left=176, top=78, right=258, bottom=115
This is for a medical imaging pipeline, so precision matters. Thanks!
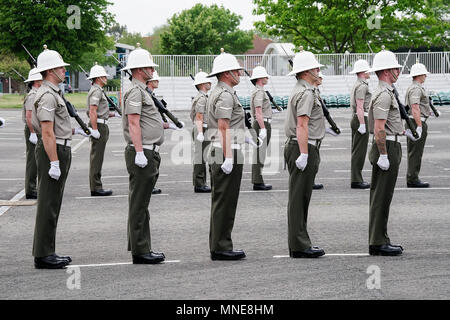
left=1, top=107, right=449, bottom=300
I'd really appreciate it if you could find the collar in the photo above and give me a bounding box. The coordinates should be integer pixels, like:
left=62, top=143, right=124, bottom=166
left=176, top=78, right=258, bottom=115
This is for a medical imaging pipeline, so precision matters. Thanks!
left=92, top=83, right=103, bottom=90
left=413, top=80, right=423, bottom=88
left=256, top=85, right=264, bottom=90
left=358, top=78, right=368, bottom=85
left=379, top=80, right=394, bottom=92
left=43, top=80, right=61, bottom=93
left=132, top=78, right=147, bottom=91
left=218, top=81, right=235, bottom=94
left=298, top=79, right=315, bottom=89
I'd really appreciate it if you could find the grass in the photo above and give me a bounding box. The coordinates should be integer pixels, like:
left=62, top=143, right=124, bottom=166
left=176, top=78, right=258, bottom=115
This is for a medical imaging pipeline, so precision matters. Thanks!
left=0, top=93, right=88, bottom=110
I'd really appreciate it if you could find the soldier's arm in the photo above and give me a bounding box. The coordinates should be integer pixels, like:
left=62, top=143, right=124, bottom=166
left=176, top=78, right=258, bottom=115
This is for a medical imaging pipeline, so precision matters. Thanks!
left=194, top=96, right=206, bottom=133
left=26, top=110, right=35, bottom=133
left=355, top=85, right=367, bottom=124
left=125, top=89, right=144, bottom=151
left=374, top=119, right=387, bottom=155
left=218, top=118, right=231, bottom=158
left=408, top=88, right=422, bottom=127
left=195, top=112, right=204, bottom=133
left=254, top=91, right=265, bottom=129
left=88, top=90, right=102, bottom=130
left=41, top=121, right=58, bottom=161
left=297, top=116, right=309, bottom=154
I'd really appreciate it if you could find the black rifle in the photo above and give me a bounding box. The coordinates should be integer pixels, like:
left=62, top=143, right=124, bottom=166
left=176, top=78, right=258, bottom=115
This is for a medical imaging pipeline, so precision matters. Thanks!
left=429, top=96, right=440, bottom=117
left=78, top=65, right=122, bottom=116
left=22, top=45, right=91, bottom=135
left=392, top=85, right=419, bottom=139
left=281, top=46, right=340, bottom=134
left=113, top=54, right=183, bottom=128
left=243, top=70, right=283, bottom=112
left=11, top=68, right=32, bottom=91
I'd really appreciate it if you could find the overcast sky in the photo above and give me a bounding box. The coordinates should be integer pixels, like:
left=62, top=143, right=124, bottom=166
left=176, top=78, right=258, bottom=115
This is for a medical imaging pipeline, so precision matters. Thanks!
left=108, top=0, right=262, bottom=35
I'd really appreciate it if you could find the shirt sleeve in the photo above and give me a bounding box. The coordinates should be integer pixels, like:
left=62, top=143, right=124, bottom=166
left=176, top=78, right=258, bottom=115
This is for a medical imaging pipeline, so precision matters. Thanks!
left=253, top=90, right=264, bottom=108
left=355, top=84, right=368, bottom=100
left=408, top=88, right=422, bottom=106
left=195, top=96, right=207, bottom=114
left=125, top=88, right=142, bottom=115
left=214, top=92, right=234, bottom=120
left=89, top=89, right=103, bottom=107
left=25, top=93, right=35, bottom=111
left=295, top=90, right=315, bottom=117
left=372, top=91, right=392, bottom=120
left=36, top=93, right=57, bottom=122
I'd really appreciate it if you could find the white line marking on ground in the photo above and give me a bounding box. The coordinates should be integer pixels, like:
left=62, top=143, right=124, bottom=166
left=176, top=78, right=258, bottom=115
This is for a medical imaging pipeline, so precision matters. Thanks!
left=75, top=194, right=169, bottom=200
left=0, top=138, right=22, bottom=141
left=67, top=260, right=181, bottom=268
left=71, top=138, right=88, bottom=153
left=274, top=253, right=369, bottom=258
left=102, top=174, right=168, bottom=179
left=321, top=148, right=348, bottom=151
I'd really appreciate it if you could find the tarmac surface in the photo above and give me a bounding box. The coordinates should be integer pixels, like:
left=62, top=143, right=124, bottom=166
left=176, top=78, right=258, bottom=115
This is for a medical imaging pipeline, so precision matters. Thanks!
left=1, top=107, right=449, bottom=300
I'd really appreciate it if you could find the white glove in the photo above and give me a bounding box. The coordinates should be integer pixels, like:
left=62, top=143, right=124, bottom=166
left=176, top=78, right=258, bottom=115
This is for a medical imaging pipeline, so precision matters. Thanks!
left=295, top=153, right=308, bottom=171
left=74, top=127, right=90, bottom=137
left=435, top=110, right=441, bottom=117
left=326, top=127, right=339, bottom=136
left=405, top=128, right=420, bottom=141
left=245, top=136, right=258, bottom=147
left=179, top=121, right=185, bottom=128
left=90, top=129, right=100, bottom=139
left=259, top=128, right=267, bottom=141
left=114, top=111, right=122, bottom=118
left=221, top=157, right=233, bottom=174
left=0, top=117, right=5, bottom=128
left=196, top=132, right=205, bottom=142
left=29, top=132, right=38, bottom=145
left=49, top=161, right=61, bottom=180
left=377, top=154, right=390, bottom=171
left=357, top=124, right=366, bottom=135
left=135, top=151, right=148, bottom=168
left=168, top=123, right=180, bottom=130
left=416, top=126, right=422, bottom=139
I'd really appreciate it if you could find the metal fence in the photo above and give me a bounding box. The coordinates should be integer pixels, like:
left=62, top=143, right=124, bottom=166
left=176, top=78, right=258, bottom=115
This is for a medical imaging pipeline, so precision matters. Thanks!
left=120, top=52, right=450, bottom=77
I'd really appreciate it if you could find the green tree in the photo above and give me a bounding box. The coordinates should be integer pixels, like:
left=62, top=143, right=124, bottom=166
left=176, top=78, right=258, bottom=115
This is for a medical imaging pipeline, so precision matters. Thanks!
left=253, top=0, right=449, bottom=53
left=0, top=0, right=115, bottom=67
left=107, top=23, right=128, bottom=41
left=160, top=4, right=254, bottom=55
left=149, top=25, right=170, bottom=55
left=118, top=31, right=148, bottom=50
left=0, top=53, right=31, bottom=93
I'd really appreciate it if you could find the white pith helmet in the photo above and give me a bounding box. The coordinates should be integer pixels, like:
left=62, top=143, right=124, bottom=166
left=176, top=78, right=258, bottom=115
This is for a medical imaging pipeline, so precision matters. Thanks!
left=287, top=46, right=324, bottom=76
left=24, top=68, right=43, bottom=83
left=207, top=48, right=243, bottom=78
left=349, top=59, right=371, bottom=74
left=371, top=46, right=402, bottom=72
left=121, top=43, right=158, bottom=71
left=35, top=45, right=70, bottom=73
left=87, top=63, right=108, bottom=80
left=193, top=70, right=212, bottom=86
left=250, top=66, right=270, bottom=81
left=409, top=62, right=429, bottom=77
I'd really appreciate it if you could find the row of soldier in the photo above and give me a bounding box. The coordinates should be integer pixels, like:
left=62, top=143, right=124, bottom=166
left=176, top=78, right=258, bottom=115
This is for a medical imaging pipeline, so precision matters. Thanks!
left=13, top=44, right=438, bottom=268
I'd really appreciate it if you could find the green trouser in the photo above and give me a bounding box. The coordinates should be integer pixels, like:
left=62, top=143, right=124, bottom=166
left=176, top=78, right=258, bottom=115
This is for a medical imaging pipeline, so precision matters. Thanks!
left=285, top=140, right=320, bottom=251
left=24, top=125, right=38, bottom=195
left=88, top=122, right=109, bottom=192
left=209, top=146, right=244, bottom=252
left=251, top=121, right=272, bottom=185
left=192, top=128, right=211, bottom=187
left=368, top=140, right=402, bottom=245
left=125, top=145, right=160, bottom=255
left=32, top=140, right=71, bottom=258
left=406, top=121, right=428, bottom=183
left=350, top=115, right=369, bottom=183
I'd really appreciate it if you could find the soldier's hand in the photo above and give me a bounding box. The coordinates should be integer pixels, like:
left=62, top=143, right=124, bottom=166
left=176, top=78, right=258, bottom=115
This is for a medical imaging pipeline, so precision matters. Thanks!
left=135, top=151, right=148, bottom=168
left=196, top=132, right=205, bottom=142
left=405, top=129, right=419, bottom=141
left=295, top=153, right=308, bottom=171
left=179, top=121, right=185, bottom=128
left=245, top=136, right=258, bottom=147
left=416, top=126, right=422, bottom=139
left=258, top=128, right=267, bottom=141
left=377, top=154, right=390, bottom=171
left=0, top=117, right=5, bottom=128
left=326, top=127, right=338, bottom=136
left=168, top=123, right=180, bottom=130
left=90, top=128, right=101, bottom=139
left=221, top=157, right=233, bottom=174
left=357, top=124, right=366, bottom=135
left=48, top=161, right=61, bottom=180
left=74, top=127, right=90, bottom=137
left=114, top=111, right=122, bottom=118
left=29, top=132, right=38, bottom=145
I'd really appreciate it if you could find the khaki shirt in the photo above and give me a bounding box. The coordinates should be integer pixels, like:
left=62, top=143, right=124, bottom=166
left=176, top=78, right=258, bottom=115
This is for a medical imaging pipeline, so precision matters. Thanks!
left=190, top=91, right=208, bottom=125
left=207, top=81, right=245, bottom=144
left=285, top=79, right=325, bottom=140
left=86, top=84, right=109, bottom=120
left=250, top=86, right=272, bottom=120
left=368, top=80, right=404, bottom=135
left=405, top=81, right=431, bottom=118
left=350, top=78, right=371, bottom=114
left=34, top=80, right=72, bottom=140
left=122, top=78, right=164, bottom=146
left=23, top=87, right=38, bottom=124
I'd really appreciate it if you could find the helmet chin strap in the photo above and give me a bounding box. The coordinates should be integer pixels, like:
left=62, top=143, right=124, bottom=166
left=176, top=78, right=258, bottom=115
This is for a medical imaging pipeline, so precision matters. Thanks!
left=100, top=77, right=107, bottom=86
left=142, top=69, right=153, bottom=82
left=389, top=69, right=398, bottom=81
left=51, top=69, right=65, bottom=83
left=308, top=70, right=320, bottom=80
left=228, top=71, right=240, bottom=84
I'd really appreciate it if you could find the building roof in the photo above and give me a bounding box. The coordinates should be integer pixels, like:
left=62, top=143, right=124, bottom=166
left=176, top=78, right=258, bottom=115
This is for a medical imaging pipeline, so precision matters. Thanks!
left=263, top=43, right=295, bottom=56
left=115, top=43, right=135, bottom=50
left=245, top=35, right=273, bottom=55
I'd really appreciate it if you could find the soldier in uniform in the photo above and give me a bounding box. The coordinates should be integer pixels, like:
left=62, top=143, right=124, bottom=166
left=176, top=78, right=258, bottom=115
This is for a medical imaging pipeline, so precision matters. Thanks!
left=32, top=45, right=91, bottom=269
left=23, top=68, right=43, bottom=199
left=368, top=48, right=407, bottom=256
left=206, top=49, right=246, bottom=261
left=190, top=71, right=212, bottom=193
left=86, top=63, right=115, bottom=197
left=0, top=116, right=4, bottom=127
left=349, top=60, right=372, bottom=189
left=249, top=66, right=273, bottom=191
left=284, top=47, right=326, bottom=258
left=405, top=62, right=433, bottom=188
left=121, top=45, right=166, bottom=264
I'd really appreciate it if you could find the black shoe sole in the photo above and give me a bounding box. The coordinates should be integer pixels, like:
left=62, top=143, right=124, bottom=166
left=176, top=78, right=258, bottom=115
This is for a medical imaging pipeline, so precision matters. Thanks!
left=26, top=195, right=38, bottom=199
left=369, top=250, right=403, bottom=256
left=253, top=188, right=272, bottom=191
left=34, top=262, right=70, bottom=269
left=211, top=254, right=246, bottom=261
left=290, top=252, right=325, bottom=258
left=194, top=189, right=212, bottom=193
left=351, top=185, right=370, bottom=189
left=91, top=192, right=113, bottom=197
left=132, top=258, right=165, bottom=264
left=407, top=185, right=430, bottom=188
